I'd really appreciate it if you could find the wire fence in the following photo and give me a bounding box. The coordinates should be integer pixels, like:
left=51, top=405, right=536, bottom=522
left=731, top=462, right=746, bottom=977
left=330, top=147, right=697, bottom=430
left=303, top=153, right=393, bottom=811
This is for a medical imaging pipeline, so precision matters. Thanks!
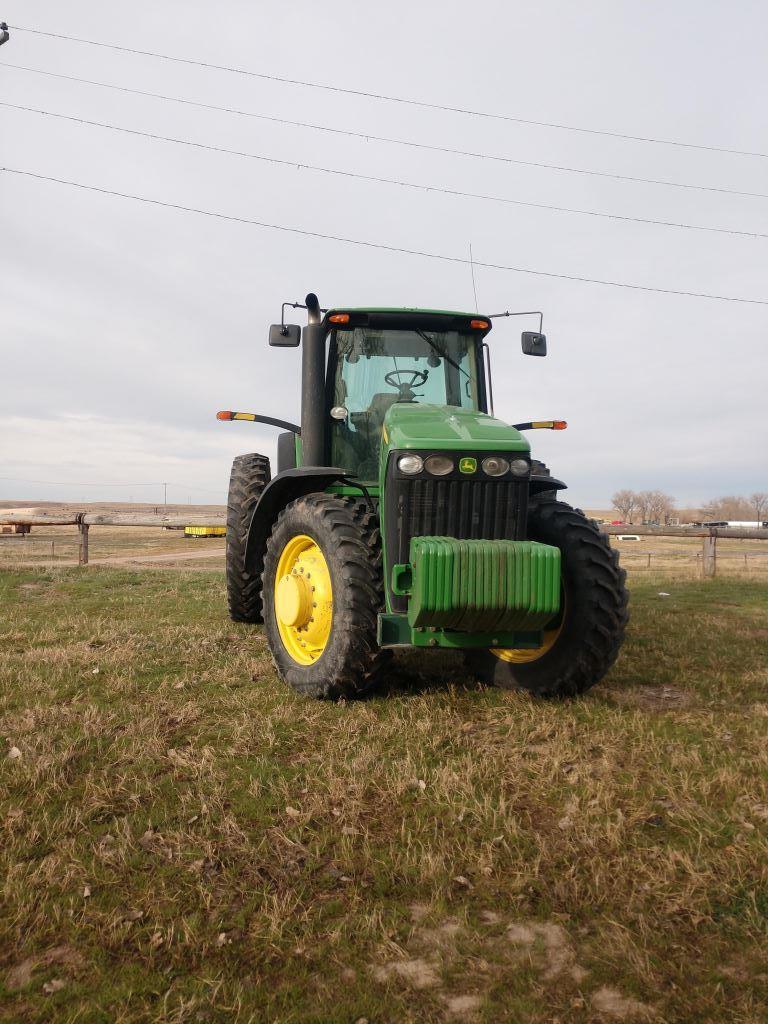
left=2, top=514, right=768, bottom=577
left=616, top=548, right=768, bottom=576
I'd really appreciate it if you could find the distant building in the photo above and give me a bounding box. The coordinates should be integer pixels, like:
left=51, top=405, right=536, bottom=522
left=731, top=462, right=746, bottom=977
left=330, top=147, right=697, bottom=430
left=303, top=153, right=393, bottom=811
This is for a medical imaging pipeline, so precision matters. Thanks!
left=691, top=520, right=767, bottom=529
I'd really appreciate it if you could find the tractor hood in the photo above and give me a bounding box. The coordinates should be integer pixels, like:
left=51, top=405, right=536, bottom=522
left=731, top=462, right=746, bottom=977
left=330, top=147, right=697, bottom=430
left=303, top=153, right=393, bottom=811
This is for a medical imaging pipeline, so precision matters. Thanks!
left=383, top=403, right=530, bottom=452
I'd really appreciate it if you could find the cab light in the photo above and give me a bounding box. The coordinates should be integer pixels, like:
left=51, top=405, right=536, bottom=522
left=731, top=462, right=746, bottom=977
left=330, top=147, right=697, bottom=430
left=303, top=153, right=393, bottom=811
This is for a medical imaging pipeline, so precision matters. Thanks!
left=513, top=420, right=568, bottom=431
left=481, top=456, right=509, bottom=477
left=530, top=420, right=568, bottom=430
left=470, top=319, right=489, bottom=329
left=425, top=455, right=454, bottom=476
left=218, top=411, right=259, bottom=422
left=329, top=313, right=350, bottom=324
left=398, top=454, right=424, bottom=475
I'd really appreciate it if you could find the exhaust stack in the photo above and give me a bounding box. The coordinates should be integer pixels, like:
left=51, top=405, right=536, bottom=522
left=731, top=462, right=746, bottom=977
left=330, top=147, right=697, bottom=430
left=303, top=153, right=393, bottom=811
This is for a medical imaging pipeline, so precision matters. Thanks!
left=305, top=292, right=322, bottom=325
left=300, top=292, right=326, bottom=466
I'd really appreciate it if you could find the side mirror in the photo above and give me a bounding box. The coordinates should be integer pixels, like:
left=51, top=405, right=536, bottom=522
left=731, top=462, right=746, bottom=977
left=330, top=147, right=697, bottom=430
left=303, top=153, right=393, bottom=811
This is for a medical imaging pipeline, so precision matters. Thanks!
left=521, top=331, right=547, bottom=356
left=269, top=323, right=301, bottom=347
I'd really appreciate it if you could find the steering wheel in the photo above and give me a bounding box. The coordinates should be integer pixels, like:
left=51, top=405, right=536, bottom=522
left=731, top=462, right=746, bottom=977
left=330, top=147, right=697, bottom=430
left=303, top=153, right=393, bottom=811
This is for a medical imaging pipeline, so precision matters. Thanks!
left=384, top=368, right=429, bottom=397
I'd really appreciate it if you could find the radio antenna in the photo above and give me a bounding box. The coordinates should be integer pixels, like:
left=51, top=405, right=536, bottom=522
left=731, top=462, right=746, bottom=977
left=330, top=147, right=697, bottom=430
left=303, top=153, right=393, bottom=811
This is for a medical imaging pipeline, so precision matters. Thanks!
left=469, top=242, right=479, bottom=313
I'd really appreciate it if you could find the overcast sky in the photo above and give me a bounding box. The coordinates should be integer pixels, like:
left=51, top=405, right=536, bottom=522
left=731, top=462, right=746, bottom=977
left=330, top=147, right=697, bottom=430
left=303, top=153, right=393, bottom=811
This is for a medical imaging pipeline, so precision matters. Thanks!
left=1, top=1, right=766, bottom=509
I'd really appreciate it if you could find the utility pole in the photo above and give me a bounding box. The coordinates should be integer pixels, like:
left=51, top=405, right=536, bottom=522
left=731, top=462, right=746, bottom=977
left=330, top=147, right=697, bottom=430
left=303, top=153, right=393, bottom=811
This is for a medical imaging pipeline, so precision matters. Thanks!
left=163, top=483, right=168, bottom=507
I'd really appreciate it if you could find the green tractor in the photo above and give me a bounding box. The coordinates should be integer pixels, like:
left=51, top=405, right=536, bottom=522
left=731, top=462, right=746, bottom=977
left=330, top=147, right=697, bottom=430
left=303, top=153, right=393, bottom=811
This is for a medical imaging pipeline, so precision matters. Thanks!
left=219, top=294, right=627, bottom=699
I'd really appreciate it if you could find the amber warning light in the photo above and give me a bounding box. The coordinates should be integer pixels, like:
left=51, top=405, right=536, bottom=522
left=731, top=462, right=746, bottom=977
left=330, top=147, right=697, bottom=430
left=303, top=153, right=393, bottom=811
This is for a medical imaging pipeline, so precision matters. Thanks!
left=216, top=411, right=260, bottom=422
left=512, top=420, right=568, bottom=431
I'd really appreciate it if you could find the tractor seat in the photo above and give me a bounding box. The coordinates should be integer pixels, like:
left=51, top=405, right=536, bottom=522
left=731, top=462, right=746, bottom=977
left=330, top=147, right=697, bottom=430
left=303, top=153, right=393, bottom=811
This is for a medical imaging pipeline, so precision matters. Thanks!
left=350, top=391, right=412, bottom=443
left=369, top=390, right=407, bottom=421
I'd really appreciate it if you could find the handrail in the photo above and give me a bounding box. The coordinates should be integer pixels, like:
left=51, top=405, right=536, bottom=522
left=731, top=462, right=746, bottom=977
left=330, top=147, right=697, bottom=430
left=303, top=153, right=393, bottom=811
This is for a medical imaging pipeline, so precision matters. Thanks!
left=0, top=512, right=224, bottom=527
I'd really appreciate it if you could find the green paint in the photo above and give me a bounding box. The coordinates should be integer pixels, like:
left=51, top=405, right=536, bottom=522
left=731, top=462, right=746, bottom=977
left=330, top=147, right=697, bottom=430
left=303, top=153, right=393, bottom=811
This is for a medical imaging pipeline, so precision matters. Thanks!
left=402, top=537, right=561, bottom=632
left=326, top=484, right=381, bottom=499
left=377, top=403, right=534, bottom=615
left=377, top=613, right=543, bottom=650
left=382, top=403, right=530, bottom=454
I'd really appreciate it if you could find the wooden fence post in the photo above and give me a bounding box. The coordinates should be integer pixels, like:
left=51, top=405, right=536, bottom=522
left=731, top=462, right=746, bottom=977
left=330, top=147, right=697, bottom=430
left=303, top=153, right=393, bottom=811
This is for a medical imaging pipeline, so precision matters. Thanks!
left=78, top=522, right=89, bottom=565
left=702, top=534, right=717, bottom=578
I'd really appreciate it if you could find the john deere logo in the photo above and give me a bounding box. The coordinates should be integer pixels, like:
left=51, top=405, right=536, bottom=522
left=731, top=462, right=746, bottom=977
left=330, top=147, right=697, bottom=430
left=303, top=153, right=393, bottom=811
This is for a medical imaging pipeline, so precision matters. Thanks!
left=459, top=457, right=477, bottom=474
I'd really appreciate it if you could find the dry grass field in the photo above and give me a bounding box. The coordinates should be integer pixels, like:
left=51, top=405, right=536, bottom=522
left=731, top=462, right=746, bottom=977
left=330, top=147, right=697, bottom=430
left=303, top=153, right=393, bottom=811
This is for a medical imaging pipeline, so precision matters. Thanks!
left=1, top=563, right=767, bottom=1023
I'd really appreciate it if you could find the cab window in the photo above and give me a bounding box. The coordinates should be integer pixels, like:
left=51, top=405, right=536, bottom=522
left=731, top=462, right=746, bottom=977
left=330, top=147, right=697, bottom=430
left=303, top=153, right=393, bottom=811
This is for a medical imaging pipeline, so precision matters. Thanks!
left=329, top=327, right=480, bottom=479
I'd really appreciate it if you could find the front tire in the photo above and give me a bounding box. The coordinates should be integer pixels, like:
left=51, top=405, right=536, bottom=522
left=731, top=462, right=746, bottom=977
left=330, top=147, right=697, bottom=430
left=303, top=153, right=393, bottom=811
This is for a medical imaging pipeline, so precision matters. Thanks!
left=226, top=453, right=271, bottom=623
left=262, top=494, right=389, bottom=698
left=467, top=501, right=628, bottom=697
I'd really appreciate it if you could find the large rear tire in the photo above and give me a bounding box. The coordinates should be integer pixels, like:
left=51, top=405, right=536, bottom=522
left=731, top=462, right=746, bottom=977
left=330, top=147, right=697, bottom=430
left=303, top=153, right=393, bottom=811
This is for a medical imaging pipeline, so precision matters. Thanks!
left=262, top=494, right=390, bottom=699
left=226, top=453, right=271, bottom=623
left=466, top=501, right=628, bottom=697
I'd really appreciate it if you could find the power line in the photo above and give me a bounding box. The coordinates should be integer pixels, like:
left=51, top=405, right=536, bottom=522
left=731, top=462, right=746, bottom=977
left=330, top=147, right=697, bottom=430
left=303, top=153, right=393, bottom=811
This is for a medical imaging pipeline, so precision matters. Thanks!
left=9, top=24, right=768, bottom=160
left=5, top=102, right=765, bottom=241
left=3, top=165, right=767, bottom=306
left=4, top=64, right=767, bottom=203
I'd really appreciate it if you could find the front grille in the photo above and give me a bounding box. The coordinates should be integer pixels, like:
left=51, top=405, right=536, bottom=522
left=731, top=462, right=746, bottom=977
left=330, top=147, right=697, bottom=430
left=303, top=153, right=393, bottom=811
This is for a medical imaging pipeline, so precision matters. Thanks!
left=384, top=452, right=528, bottom=612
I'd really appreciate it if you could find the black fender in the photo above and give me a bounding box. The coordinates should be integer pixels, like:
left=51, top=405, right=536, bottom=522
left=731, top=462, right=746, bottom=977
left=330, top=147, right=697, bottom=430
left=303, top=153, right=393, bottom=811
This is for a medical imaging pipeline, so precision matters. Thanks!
left=244, top=467, right=361, bottom=577
left=529, top=474, right=567, bottom=498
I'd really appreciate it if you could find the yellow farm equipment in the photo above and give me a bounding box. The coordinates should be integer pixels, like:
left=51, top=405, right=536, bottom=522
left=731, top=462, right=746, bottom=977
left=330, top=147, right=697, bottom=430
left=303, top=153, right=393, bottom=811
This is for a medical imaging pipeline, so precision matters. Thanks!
left=184, top=526, right=226, bottom=539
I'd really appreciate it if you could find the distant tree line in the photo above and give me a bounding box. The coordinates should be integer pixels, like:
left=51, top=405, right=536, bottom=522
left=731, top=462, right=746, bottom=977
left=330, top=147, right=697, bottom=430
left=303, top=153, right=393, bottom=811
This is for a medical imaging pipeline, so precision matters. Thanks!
left=611, top=489, right=677, bottom=525
left=699, top=492, right=768, bottom=522
left=611, top=489, right=768, bottom=524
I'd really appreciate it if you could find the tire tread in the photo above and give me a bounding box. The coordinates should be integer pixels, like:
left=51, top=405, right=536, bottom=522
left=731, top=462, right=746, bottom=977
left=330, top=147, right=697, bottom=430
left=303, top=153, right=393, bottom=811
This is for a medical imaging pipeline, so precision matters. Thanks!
left=226, top=453, right=271, bottom=623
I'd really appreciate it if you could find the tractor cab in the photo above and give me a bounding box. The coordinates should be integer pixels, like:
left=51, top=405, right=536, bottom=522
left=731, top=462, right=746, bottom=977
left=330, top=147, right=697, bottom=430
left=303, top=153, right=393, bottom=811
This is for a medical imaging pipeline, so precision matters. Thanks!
left=325, top=310, right=489, bottom=480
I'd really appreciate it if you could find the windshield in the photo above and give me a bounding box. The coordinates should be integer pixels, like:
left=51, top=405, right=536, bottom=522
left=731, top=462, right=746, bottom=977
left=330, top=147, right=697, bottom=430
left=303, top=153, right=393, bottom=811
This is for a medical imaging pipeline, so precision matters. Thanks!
left=329, top=326, right=481, bottom=479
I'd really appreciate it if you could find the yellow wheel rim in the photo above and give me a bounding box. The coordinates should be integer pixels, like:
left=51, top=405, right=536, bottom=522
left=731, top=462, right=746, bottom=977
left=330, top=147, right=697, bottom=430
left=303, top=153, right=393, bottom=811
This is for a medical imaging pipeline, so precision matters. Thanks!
left=274, top=534, right=333, bottom=665
left=491, top=589, right=566, bottom=664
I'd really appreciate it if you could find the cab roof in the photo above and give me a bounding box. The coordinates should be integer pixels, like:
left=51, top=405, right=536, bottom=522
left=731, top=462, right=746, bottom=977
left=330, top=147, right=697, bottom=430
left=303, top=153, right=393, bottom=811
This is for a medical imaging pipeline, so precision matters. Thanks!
left=337, top=307, right=481, bottom=317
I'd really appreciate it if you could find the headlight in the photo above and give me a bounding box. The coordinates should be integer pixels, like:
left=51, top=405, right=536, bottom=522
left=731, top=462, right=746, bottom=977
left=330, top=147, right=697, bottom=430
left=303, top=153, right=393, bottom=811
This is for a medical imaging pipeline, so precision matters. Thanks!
left=509, top=458, right=529, bottom=477
left=397, top=453, right=424, bottom=475
left=482, top=456, right=509, bottom=477
left=425, top=455, right=454, bottom=476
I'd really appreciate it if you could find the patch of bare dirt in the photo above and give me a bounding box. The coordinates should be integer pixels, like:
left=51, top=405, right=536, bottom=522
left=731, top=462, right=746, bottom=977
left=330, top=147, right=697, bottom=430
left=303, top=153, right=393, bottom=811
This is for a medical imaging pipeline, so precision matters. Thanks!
left=17, top=582, right=55, bottom=596
left=372, top=957, right=440, bottom=989
left=506, top=920, right=588, bottom=982
left=409, top=902, right=430, bottom=923
left=591, top=985, right=654, bottom=1019
left=443, top=993, right=482, bottom=1018
left=6, top=945, right=84, bottom=991
left=415, top=919, right=462, bottom=950
left=93, top=547, right=224, bottom=566
left=372, top=911, right=597, bottom=1017
left=610, top=685, right=695, bottom=711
